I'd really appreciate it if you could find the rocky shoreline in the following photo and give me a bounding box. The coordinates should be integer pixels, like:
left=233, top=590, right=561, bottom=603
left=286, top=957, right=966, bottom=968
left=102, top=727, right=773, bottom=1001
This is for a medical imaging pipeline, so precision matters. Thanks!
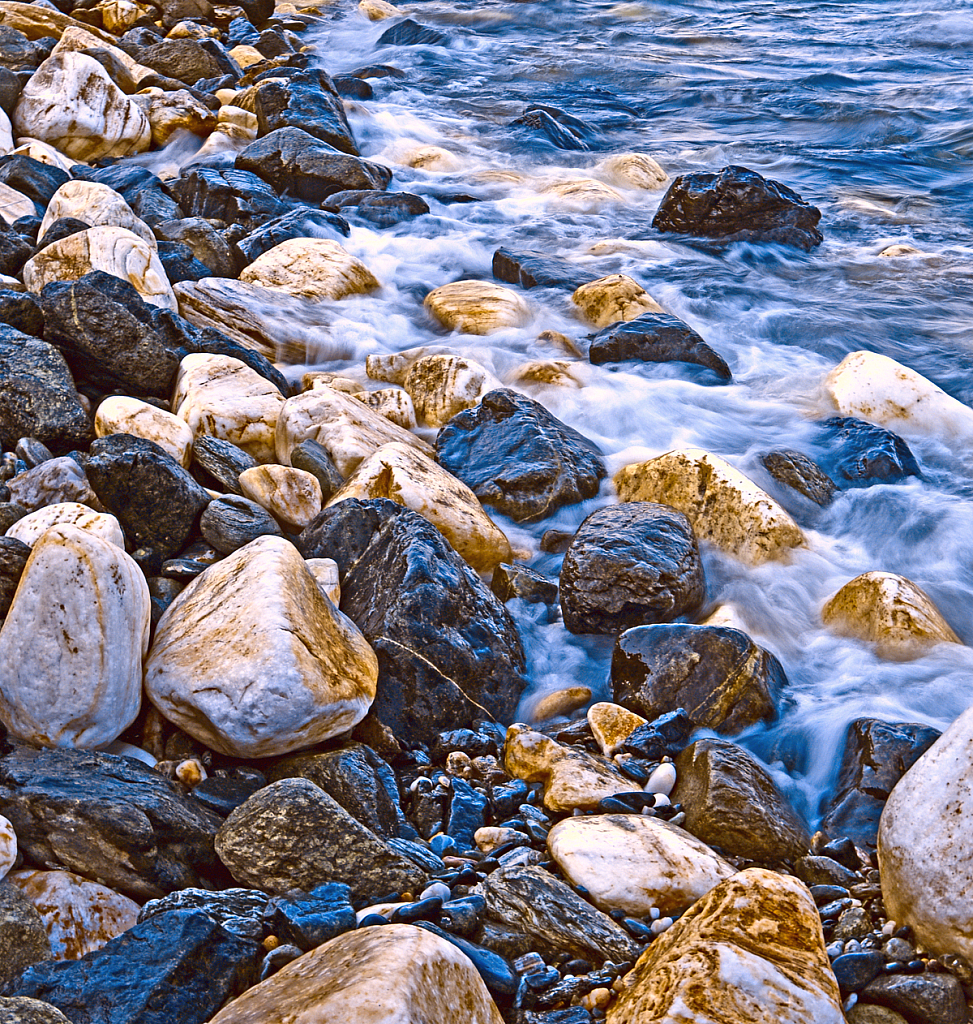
left=0, top=0, right=970, bottom=1022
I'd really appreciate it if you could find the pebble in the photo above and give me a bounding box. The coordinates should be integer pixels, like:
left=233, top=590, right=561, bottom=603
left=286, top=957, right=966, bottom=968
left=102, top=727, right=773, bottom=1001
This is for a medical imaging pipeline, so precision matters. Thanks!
left=644, top=761, right=677, bottom=796
left=0, top=815, right=17, bottom=882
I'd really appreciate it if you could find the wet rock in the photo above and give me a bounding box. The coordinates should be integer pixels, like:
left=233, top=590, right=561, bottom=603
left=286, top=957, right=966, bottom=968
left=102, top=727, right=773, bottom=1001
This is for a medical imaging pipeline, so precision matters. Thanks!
left=0, top=743, right=223, bottom=900
left=587, top=702, right=647, bottom=756
left=652, top=165, right=824, bottom=250
left=815, top=416, right=920, bottom=486
left=0, top=158, right=67, bottom=212
left=94, top=397, right=193, bottom=468
left=199, top=494, right=282, bottom=552
left=611, top=623, right=786, bottom=733
left=137, top=886, right=268, bottom=938
left=425, top=280, right=532, bottom=335
left=614, top=447, right=805, bottom=565
left=492, top=247, right=598, bottom=291
left=672, top=738, right=810, bottom=862
left=491, top=563, right=558, bottom=606
left=380, top=352, right=499, bottom=429
left=436, top=388, right=605, bottom=523
left=608, top=868, right=842, bottom=1024
left=145, top=536, right=377, bottom=759
left=234, top=208, right=349, bottom=267
left=511, top=105, right=590, bottom=151
left=168, top=167, right=288, bottom=232
left=760, top=449, right=837, bottom=507
left=476, top=864, right=638, bottom=964
left=589, top=311, right=731, bottom=381
left=571, top=274, right=663, bottom=329
left=596, top=151, right=668, bottom=190
left=0, top=883, right=52, bottom=988
left=821, top=718, right=939, bottom=852
left=861, top=973, right=966, bottom=1024
left=296, top=499, right=527, bottom=747
left=215, top=777, right=425, bottom=897
left=831, top=950, right=886, bottom=993
left=376, top=18, right=446, bottom=46
left=620, top=708, right=693, bottom=761
left=156, top=240, right=213, bottom=284
left=794, top=855, right=858, bottom=889
left=239, top=238, right=379, bottom=301
left=10, top=909, right=260, bottom=1024
left=331, top=190, right=428, bottom=227
left=559, top=502, right=705, bottom=635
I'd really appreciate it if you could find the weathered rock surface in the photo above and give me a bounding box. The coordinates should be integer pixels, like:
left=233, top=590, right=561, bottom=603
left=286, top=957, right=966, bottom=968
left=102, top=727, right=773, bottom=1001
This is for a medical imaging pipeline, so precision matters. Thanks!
left=145, top=536, right=377, bottom=759
left=559, top=502, right=705, bottom=635
left=859, top=974, right=966, bottom=1024
left=237, top=464, right=322, bottom=531
left=0, top=883, right=51, bottom=988
left=614, top=448, right=805, bottom=565
left=239, top=237, right=380, bottom=301
left=0, top=996, right=72, bottom=1024
left=397, top=353, right=500, bottom=429
left=651, top=165, right=824, bottom=250
left=297, top=499, right=527, bottom=746
left=611, top=624, right=787, bottom=733
left=199, top=494, right=282, bottom=553
left=5, top=504, right=123, bottom=550
left=760, top=449, right=837, bottom=507
left=5, top=458, right=99, bottom=514
left=571, top=274, right=663, bottom=328
left=491, top=248, right=598, bottom=291
left=607, top=869, right=843, bottom=1024
left=587, top=702, right=647, bottom=757
left=672, top=738, right=810, bottom=862
left=39, top=181, right=154, bottom=248
left=815, top=416, right=920, bottom=486
left=234, top=207, right=350, bottom=266
left=436, top=388, right=606, bottom=523
left=135, top=87, right=217, bottom=148
left=94, top=397, right=193, bottom=468
left=168, top=168, right=287, bottom=232
left=424, top=280, right=532, bottom=335
left=215, top=778, right=426, bottom=896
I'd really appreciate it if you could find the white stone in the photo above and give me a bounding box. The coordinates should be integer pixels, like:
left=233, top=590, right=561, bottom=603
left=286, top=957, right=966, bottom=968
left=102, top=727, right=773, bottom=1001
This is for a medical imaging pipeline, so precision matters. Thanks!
left=275, top=385, right=433, bottom=477
left=10, top=137, right=76, bottom=171
left=227, top=44, right=264, bottom=68
left=571, top=274, right=664, bottom=328
left=0, top=524, right=149, bottom=749
left=402, top=353, right=501, bottom=428
left=13, top=52, right=150, bottom=162
left=825, top=350, right=973, bottom=443
left=353, top=388, right=417, bottom=430
left=23, top=226, right=177, bottom=310
left=132, top=87, right=217, bottom=147
left=365, top=345, right=457, bottom=385
left=359, top=0, right=399, bottom=17
left=172, top=353, right=286, bottom=464
left=645, top=762, right=677, bottom=797
left=0, top=815, right=16, bottom=883
left=596, top=152, right=668, bottom=190
left=587, top=701, right=647, bottom=757
left=305, top=557, right=340, bottom=605
left=510, top=359, right=584, bottom=389
left=398, top=144, right=460, bottom=171
left=0, top=182, right=34, bottom=224
left=238, top=464, right=323, bottom=531
left=40, top=180, right=156, bottom=247
left=474, top=826, right=526, bottom=854
left=239, top=238, right=380, bottom=302
left=327, top=441, right=512, bottom=572
left=540, top=178, right=625, bottom=208
left=614, top=448, right=805, bottom=565
left=49, top=25, right=155, bottom=84
left=0, top=5, right=118, bottom=46
left=144, top=536, right=378, bottom=759
left=95, top=396, right=194, bottom=467
left=97, top=0, right=139, bottom=33
left=424, top=280, right=532, bottom=335
left=6, top=502, right=124, bottom=550
left=547, top=814, right=735, bottom=917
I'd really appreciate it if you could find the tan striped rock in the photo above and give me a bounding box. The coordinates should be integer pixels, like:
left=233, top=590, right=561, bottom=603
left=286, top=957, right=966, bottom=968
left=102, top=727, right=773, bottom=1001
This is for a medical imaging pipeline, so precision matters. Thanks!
left=571, top=274, right=664, bottom=328
left=424, top=280, right=532, bottom=335
left=403, top=353, right=501, bottom=427
left=239, top=238, right=380, bottom=302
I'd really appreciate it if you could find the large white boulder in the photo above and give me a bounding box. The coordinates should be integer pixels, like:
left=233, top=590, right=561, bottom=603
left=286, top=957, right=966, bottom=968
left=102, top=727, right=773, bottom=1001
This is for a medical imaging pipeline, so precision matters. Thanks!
left=144, top=535, right=378, bottom=759
left=238, top=465, right=322, bottom=531
left=39, top=180, right=156, bottom=247
left=0, top=524, right=149, bottom=749
left=6, top=502, right=124, bottom=550
left=239, top=238, right=380, bottom=302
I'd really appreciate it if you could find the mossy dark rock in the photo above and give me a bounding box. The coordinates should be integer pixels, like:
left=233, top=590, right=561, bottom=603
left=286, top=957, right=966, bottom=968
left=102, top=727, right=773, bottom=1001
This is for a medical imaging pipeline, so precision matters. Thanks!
left=760, top=449, right=837, bottom=507
left=611, top=624, right=786, bottom=733
left=0, top=884, right=51, bottom=989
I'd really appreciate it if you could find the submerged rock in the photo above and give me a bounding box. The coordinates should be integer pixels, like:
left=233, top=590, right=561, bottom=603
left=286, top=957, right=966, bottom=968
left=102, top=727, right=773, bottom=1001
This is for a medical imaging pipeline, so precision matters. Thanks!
left=492, top=248, right=597, bottom=291
left=424, top=280, right=532, bottom=335
left=760, top=449, right=837, bottom=507
left=571, top=274, right=663, bottom=328
left=815, top=416, right=920, bottom=486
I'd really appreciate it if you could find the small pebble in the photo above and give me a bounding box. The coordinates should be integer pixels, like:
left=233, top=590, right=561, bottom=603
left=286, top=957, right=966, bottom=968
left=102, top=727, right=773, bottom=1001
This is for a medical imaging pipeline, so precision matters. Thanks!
left=652, top=793, right=671, bottom=810
left=649, top=907, right=660, bottom=921
left=420, top=881, right=451, bottom=902
left=882, top=920, right=898, bottom=936
left=650, top=917, right=673, bottom=935
left=668, top=811, right=686, bottom=826
left=644, top=762, right=676, bottom=796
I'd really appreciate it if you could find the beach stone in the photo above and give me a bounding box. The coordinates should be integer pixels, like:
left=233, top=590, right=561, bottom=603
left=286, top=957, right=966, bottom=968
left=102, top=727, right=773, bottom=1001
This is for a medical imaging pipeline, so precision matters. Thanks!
left=290, top=438, right=343, bottom=502
left=0, top=997, right=71, bottom=1024
left=0, top=159, right=69, bottom=212
left=6, top=870, right=138, bottom=961
left=504, top=724, right=633, bottom=812
left=0, top=185, right=35, bottom=226
left=155, top=217, right=238, bottom=278
left=136, top=887, right=269, bottom=937
left=547, top=813, right=735, bottom=917
left=672, top=738, right=810, bottom=862
left=239, top=238, right=379, bottom=301
left=0, top=817, right=15, bottom=882
left=815, top=416, right=920, bottom=486
left=0, top=537, right=28, bottom=616
left=0, top=291, right=42, bottom=337
left=611, top=624, right=787, bottom=733
left=215, top=777, right=425, bottom=896
left=237, top=464, right=321, bottom=530
left=760, top=449, right=837, bottom=507
left=571, top=274, right=663, bottom=328
left=191, top=435, right=256, bottom=496
left=607, top=868, right=842, bottom=1024
left=6, top=503, right=123, bottom=549
left=589, top=311, right=732, bottom=381
left=10, top=908, right=260, bottom=1024
left=398, top=353, right=500, bottom=428
left=860, top=974, right=966, bottom=1024
left=490, top=562, right=558, bottom=606
left=822, top=571, right=960, bottom=655
left=39, top=181, right=154, bottom=248
left=135, top=87, right=216, bottom=147
left=207, top=923, right=502, bottom=1024
left=135, top=37, right=227, bottom=85
left=173, top=352, right=285, bottom=464
left=559, top=502, right=705, bottom=635
left=587, top=702, right=647, bottom=757
left=353, top=388, right=416, bottom=429
left=24, top=227, right=176, bottom=310
left=794, top=855, right=857, bottom=889
left=652, top=165, right=823, bottom=250
left=529, top=686, right=591, bottom=722
left=596, top=152, right=667, bottom=189
left=436, top=388, right=606, bottom=523
left=13, top=53, right=150, bottom=162
left=297, top=499, right=527, bottom=747
left=491, top=248, right=597, bottom=291
left=0, top=525, right=148, bottom=749
left=0, top=742, right=223, bottom=900
left=476, top=864, right=638, bottom=965
left=0, top=883, right=51, bottom=988
left=424, top=280, right=532, bottom=335
left=145, top=535, right=377, bottom=759
left=234, top=208, right=350, bottom=268
left=276, top=385, right=432, bottom=477
left=94, top=397, right=192, bottom=468
left=168, top=167, right=287, bottom=233
left=330, top=190, right=428, bottom=227
left=846, top=1006, right=909, bottom=1024
left=0, top=328, right=89, bottom=453
left=614, top=448, right=805, bottom=565
left=305, top=557, right=340, bottom=604
left=81, top=433, right=210, bottom=560
left=0, top=221, right=31, bottom=278
left=364, top=346, right=454, bottom=386
left=5, top=459, right=98, bottom=512
left=326, top=441, right=511, bottom=572
left=821, top=718, right=940, bottom=852
left=199, top=494, right=282, bottom=552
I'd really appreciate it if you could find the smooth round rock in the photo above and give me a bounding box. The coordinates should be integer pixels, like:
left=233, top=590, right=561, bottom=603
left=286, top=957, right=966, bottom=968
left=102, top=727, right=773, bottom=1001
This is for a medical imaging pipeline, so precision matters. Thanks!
left=5, top=503, right=124, bottom=550
left=200, top=494, right=283, bottom=554
left=423, top=280, right=532, bottom=335
left=571, top=274, right=663, bottom=328
left=239, top=238, right=380, bottom=302
left=238, top=465, right=322, bottom=532
left=95, top=397, right=194, bottom=468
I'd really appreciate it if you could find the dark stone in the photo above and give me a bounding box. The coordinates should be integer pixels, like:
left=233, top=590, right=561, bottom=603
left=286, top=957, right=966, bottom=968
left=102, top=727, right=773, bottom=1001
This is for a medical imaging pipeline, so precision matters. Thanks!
left=491, top=562, right=558, bottom=606
left=0, top=884, right=51, bottom=988
left=0, top=996, right=72, bottom=1024
left=289, top=438, right=344, bottom=502
left=589, top=312, right=732, bottom=382
left=794, top=855, right=859, bottom=889
left=334, top=75, right=372, bottom=99
left=0, top=743, right=224, bottom=900
left=376, top=18, right=446, bottom=46
left=326, top=190, right=428, bottom=227
left=0, top=327, right=89, bottom=453
left=415, top=921, right=518, bottom=1001
left=439, top=895, right=483, bottom=937
left=349, top=63, right=406, bottom=80
left=620, top=708, right=693, bottom=760
left=0, top=25, right=49, bottom=72
left=154, top=0, right=214, bottom=30
left=431, top=725, right=501, bottom=761
left=810, top=884, right=849, bottom=905
left=760, top=449, right=837, bottom=507
left=559, top=502, right=705, bottom=635
left=265, top=883, right=356, bottom=951
left=10, top=910, right=260, bottom=1024
left=235, top=0, right=274, bottom=27
left=36, top=217, right=90, bottom=251
left=247, top=69, right=359, bottom=155
left=253, top=28, right=292, bottom=58
left=199, top=494, right=282, bottom=553
left=492, top=248, right=598, bottom=291
left=136, top=38, right=230, bottom=86
left=72, top=165, right=184, bottom=228
left=446, top=777, right=487, bottom=849
left=153, top=217, right=240, bottom=278
left=832, top=951, right=886, bottom=993
left=511, top=106, right=590, bottom=151
left=652, top=165, right=823, bottom=250
left=672, top=738, right=810, bottom=862
left=0, top=222, right=32, bottom=276
left=214, top=778, right=427, bottom=898
left=815, top=416, right=920, bottom=486
left=820, top=718, right=941, bottom=852
left=436, top=389, right=606, bottom=523
left=0, top=157, right=68, bottom=209
left=861, top=972, right=967, bottom=1024
left=235, top=208, right=350, bottom=267
left=236, top=127, right=390, bottom=202
left=168, top=167, right=288, bottom=232
left=82, top=48, right=140, bottom=94
left=821, top=836, right=861, bottom=870
left=81, top=434, right=211, bottom=561
left=0, top=503, right=27, bottom=535
left=540, top=529, right=573, bottom=553
left=0, top=67, right=23, bottom=117
left=138, top=886, right=269, bottom=939
left=611, top=624, right=786, bottom=733
left=191, top=435, right=258, bottom=495
left=0, top=535, right=29, bottom=617
left=191, top=775, right=267, bottom=818
left=297, top=499, right=527, bottom=747
left=507, top=1010, right=592, bottom=1024
left=157, top=240, right=213, bottom=284
left=0, top=291, right=41, bottom=338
